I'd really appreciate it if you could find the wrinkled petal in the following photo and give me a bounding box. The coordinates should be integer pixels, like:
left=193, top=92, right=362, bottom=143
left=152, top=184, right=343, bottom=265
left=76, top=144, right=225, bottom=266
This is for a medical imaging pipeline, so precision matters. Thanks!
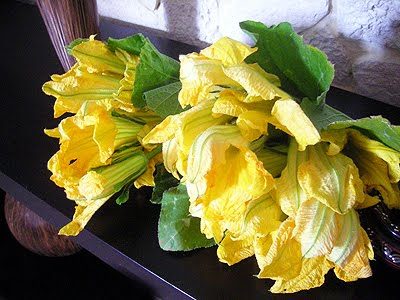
left=217, top=194, right=283, bottom=266
left=321, top=129, right=349, bottom=155
left=328, top=210, right=373, bottom=281
left=271, top=99, right=320, bottom=151
left=212, top=89, right=274, bottom=118
left=200, top=37, right=257, bottom=66
left=143, top=101, right=231, bottom=177
left=134, top=152, right=163, bottom=188
left=274, top=138, right=308, bottom=217
left=187, top=125, right=274, bottom=241
left=270, top=256, right=332, bottom=294
left=348, top=129, right=400, bottom=183
left=222, top=63, right=286, bottom=101
left=179, top=53, right=239, bottom=107
left=162, top=138, right=180, bottom=179
left=350, top=145, right=400, bottom=209
left=70, top=36, right=125, bottom=74
left=59, top=197, right=109, bottom=236
left=294, top=199, right=340, bottom=258
left=256, top=218, right=302, bottom=280
left=113, top=49, right=140, bottom=112
left=298, top=143, right=364, bottom=214
left=48, top=104, right=144, bottom=201
left=43, top=67, right=122, bottom=117
left=236, top=111, right=270, bottom=141
left=217, top=233, right=255, bottom=266
left=44, top=127, right=60, bottom=138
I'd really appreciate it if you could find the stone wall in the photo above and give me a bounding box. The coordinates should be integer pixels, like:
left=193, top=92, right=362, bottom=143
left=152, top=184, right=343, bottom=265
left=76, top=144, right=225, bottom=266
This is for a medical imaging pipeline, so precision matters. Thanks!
left=98, top=0, right=400, bottom=107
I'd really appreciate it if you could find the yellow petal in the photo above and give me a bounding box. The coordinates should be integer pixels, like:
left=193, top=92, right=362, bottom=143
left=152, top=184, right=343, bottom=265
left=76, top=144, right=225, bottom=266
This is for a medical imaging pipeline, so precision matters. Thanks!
left=356, top=194, right=380, bottom=209
left=200, top=37, right=257, bottom=66
left=271, top=99, right=320, bottom=151
left=321, top=129, right=349, bottom=155
left=143, top=101, right=231, bottom=177
left=323, top=128, right=400, bottom=183
left=257, top=219, right=333, bottom=293
left=212, top=89, right=274, bottom=118
left=236, top=110, right=270, bottom=141
left=162, top=138, right=180, bottom=179
left=70, top=36, right=125, bottom=74
left=222, top=63, right=286, bottom=101
left=256, top=218, right=303, bottom=280
left=186, top=125, right=274, bottom=241
left=328, top=210, right=373, bottom=281
left=348, top=129, right=400, bottom=183
left=134, top=153, right=163, bottom=188
left=142, top=115, right=179, bottom=144
left=48, top=117, right=108, bottom=200
left=298, top=143, right=364, bottom=214
left=43, top=67, right=122, bottom=117
left=212, top=90, right=249, bottom=117
left=350, top=145, right=400, bottom=209
left=270, top=256, right=333, bottom=293
left=274, top=138, right=308, bottom=217
left=217, top=232, right=255, bottom=266
left=44, top=128, right=60, bottom=138
left=294, top=199, right=340, bottom=258
left=217, top=195, right=283, bottom=265
left=112, top=49, right=139, bottom=112
left=58, top=197, right=109, bottom=236
left=178, top=53, right=239, bottom=107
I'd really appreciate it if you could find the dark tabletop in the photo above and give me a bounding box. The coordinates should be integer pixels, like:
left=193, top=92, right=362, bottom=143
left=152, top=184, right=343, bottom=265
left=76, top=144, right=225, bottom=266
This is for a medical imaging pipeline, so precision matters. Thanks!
left=1, top=1, right=399, bottom=299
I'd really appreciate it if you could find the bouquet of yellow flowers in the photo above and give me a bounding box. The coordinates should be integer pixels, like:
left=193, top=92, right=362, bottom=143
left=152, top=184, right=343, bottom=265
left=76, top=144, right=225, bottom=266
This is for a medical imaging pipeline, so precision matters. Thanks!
left=43, top=21, right=400, bottom=293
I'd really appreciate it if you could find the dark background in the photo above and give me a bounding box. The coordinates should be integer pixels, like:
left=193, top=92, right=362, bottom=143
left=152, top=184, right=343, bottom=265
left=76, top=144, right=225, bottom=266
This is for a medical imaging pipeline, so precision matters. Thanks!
left=0, top=190, right=153, bottom=300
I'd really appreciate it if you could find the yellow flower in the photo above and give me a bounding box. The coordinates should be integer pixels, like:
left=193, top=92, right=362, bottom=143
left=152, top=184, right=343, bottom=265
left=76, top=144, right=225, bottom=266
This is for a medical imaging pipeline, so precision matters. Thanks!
left=143, top=100, right=231, bottom=177
left=178, top=37, right=320, bottom=149
left=322, top=128, right=400, bottom=208
left=46, top=102, right=144, bottom=200
left=59, top=147, right=157, bottom=236
left=185, top=125, right=275, bottom=241
left=217, top=194, right=283, bottom=265
left=42, top=36, right=139, bottom=117
left=178, top=37, right=256, bottom=107
left=266, top=137, right=374, bottom=291
left=255, top=218, right=333, bottom=293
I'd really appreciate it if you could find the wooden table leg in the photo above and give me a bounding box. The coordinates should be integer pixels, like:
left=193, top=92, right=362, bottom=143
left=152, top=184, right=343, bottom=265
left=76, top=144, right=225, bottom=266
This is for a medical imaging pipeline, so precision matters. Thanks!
left=4, top=193, right=81, bottom=257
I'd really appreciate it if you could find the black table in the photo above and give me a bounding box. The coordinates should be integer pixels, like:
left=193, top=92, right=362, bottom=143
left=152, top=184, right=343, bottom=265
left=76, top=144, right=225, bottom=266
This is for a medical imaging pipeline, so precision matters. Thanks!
left=1, top=1, right=399, bottom=299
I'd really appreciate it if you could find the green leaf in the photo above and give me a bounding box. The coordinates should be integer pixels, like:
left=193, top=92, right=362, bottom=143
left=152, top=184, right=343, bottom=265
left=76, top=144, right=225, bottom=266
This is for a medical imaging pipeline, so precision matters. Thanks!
left=144, top=81, right=186, bottom=118
left=107, top=34, right=181, bottom=109
left=133, top=41, right=180, bottom=108
left=151, top=164, right=179, bottom=204
left=328, top=116, right=400, bottom=152
left=301, top=98, right=351, bottom=132
left=107, top=34, right=147, bottom=55
left=158, top=185, right=215, bottom=251
left=66, top=38, right=88, bottom=54
left=115, top=183, right=132, bottom=205
left=240, top=21, right=334, bottom=101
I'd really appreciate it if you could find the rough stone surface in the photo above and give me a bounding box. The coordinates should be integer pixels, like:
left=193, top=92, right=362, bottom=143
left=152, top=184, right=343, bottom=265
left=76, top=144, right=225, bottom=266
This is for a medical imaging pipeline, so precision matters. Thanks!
left=334, top=0, right=400, bottom=49
left=352, top=48, right=400, bottom=107
left=218, top=0, right=330, bottom=45
left=302, top=17, right=355, bottom=91
left=97, top=0, right=400, bottom=107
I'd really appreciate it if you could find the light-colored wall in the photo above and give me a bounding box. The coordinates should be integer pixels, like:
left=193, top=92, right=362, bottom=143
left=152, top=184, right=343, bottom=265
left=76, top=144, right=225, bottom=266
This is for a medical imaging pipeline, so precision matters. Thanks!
left=98, top=0, right=400, bottom=107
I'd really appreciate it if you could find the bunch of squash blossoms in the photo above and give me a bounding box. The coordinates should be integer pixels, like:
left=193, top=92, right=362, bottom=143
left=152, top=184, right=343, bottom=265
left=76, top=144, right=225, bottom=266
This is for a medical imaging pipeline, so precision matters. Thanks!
left=43, top=22, right=400, bottom=294
left=43, top=36, right=162, bottom=235
left=143, top=28, right=400, bottom=292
